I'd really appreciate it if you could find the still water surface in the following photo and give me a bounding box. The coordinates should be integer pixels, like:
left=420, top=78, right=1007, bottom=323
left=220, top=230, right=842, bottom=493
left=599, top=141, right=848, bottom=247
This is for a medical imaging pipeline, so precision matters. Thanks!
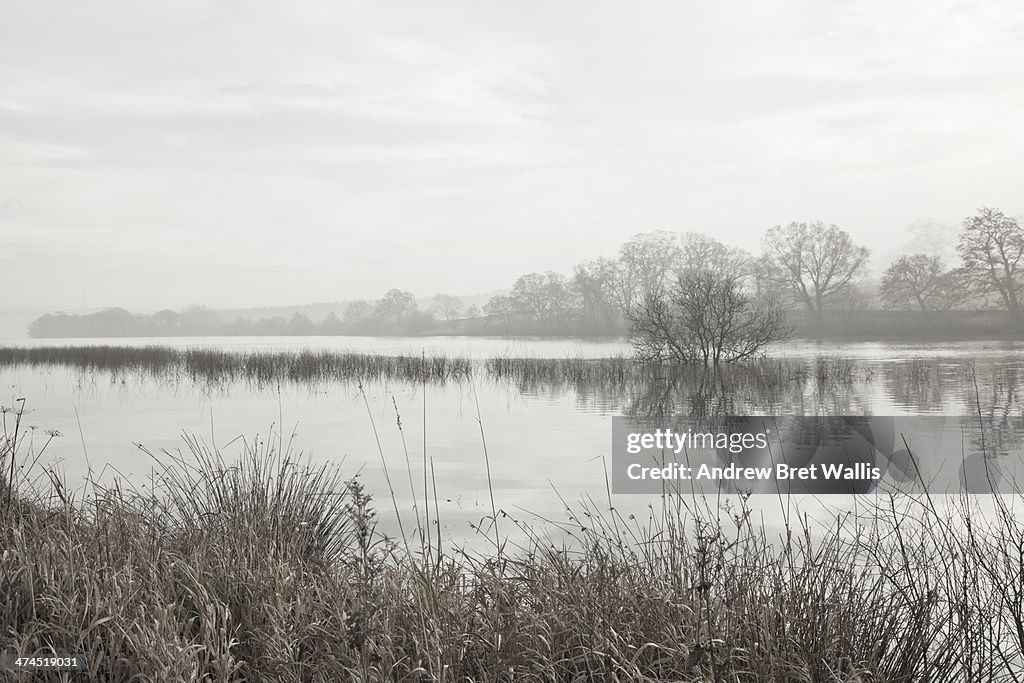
left=3, top=335, right=1022, bottom=543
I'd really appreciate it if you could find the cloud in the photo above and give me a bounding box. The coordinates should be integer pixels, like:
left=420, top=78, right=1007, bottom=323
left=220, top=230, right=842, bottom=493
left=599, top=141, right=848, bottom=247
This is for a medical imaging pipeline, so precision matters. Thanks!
left=1, top=0, right=1023, bottom=310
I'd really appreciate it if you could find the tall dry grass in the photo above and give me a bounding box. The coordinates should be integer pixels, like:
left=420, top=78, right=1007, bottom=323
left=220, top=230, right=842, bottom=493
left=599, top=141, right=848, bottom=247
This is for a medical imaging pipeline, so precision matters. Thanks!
left=2, top=398, right=1024, bottom=681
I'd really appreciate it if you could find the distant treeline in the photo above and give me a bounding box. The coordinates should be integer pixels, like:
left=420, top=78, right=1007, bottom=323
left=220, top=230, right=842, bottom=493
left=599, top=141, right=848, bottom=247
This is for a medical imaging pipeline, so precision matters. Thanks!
left=26, top=305, right=617, bottom=339
left=28, top=297, right=440, bottom=339
left=28, top=286, right=624, bottom=339
left=28, top=208, right=1024, bottom=340
left=26, top=306, right=1024, bottom=341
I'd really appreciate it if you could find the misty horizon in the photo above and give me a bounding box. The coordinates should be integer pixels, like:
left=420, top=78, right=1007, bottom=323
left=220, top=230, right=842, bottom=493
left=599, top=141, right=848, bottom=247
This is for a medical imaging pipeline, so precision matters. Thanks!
left=3, top=1, right=1024, bottom=312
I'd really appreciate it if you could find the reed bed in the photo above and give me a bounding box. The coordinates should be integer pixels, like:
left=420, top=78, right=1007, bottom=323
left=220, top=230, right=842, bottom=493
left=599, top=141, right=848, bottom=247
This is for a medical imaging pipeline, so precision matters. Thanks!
left=0, top=346, right=475, bottom=385
left=3, top=399, right=1024, bottom=681
left=1, top=345, right=874, bottom=394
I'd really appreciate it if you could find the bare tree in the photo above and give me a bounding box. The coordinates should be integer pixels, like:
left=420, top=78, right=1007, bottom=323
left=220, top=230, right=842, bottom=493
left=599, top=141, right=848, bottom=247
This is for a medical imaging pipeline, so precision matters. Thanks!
left=483, top=294, right=514, bottom=326
left=510, top=271, right=577, bottom=324
left=677, top=232, right=752, bottom=281
left=343, top=300, right=374, bottom=326
left=627, top=290, right=699, bottom=363
left=431, top=294, right=464, bottom=321
left=572, top=257, right=620, bottom=330
left=762, top=221, right=870, bottom=317
left=375, top=289, right=418, bottom=328
left=957, top=207, right=1024, bottom=319
left=880, top=254, right=965, bottom=311
left=610, top=231, right=683, bottom=310
left=627, top=270, right=790, bottom=364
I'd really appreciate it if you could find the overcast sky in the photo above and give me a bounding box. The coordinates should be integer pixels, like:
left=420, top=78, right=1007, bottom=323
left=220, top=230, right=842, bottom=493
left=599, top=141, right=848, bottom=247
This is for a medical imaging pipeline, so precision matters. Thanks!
left=2, top=0, right=1023, bottom=311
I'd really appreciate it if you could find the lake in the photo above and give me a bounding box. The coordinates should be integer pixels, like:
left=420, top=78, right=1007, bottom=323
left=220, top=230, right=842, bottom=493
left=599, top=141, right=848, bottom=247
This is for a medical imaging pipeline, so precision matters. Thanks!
left=3, top=335, right=1023, bottom=545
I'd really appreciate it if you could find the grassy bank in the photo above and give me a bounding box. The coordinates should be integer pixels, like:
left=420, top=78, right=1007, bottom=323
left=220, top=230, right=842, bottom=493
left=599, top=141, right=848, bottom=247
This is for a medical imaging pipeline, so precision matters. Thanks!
left=3, top=411, right=1024, bottom=680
